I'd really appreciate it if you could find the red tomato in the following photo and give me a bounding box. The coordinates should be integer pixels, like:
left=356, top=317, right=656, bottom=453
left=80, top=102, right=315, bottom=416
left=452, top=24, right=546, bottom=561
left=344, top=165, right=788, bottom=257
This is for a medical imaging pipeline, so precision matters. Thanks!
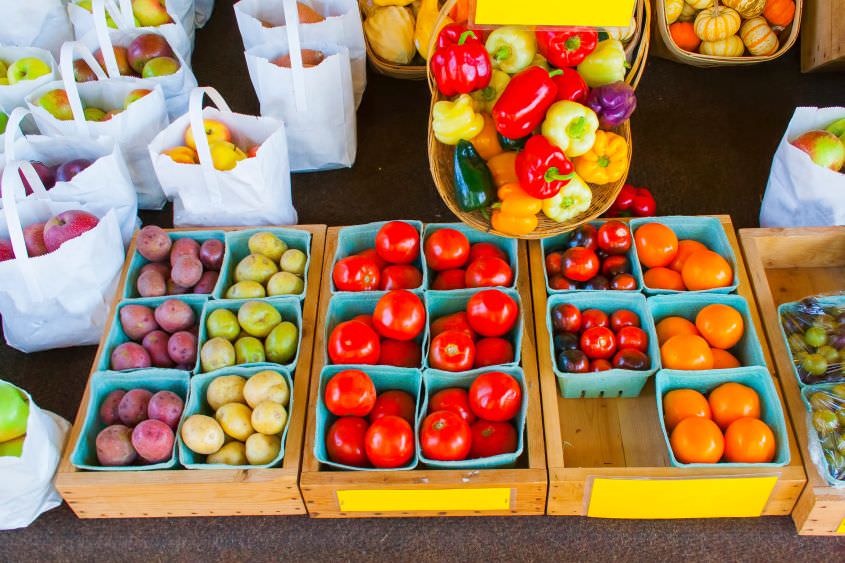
left=425, top=228, right=470, bottom=271
left=364, top=415, right=414, bottom=468
left=466, top=289, right=519, bottom=337
left=470, top=242, right=507, bottom=263
left=375, top=221, right=420, bottom=265
left=545, top=251, right=563, bottom=276
left=549, top=274, right=578, bottom=290
left=325, top=369, right=376, bottom=416
left=429, top=330, right=476, bottom=372
left=610, top=273, right=638, bottom=290
left=580, top=327, right=617, bottom=360
left=474, top=337, right=515, bottom=368
left=326, top=417, right=369, bottom=467
left=430, top=388, right=476, bottom=424
left=601, top=255, right=631, bottom=277
left=378, top=339, right=422, bottom=368
left=551, top=303, right=581, bottom=333
left=465, top=256, right=513, bottom=288
left=581, top=308, right=609, bottom=331
left=612, top=348, right=650, bottom=370
left=617, top=326, right=648, bottom=352
left=328, top=321, right=381, bottom=365
left=332, top=256, right=380, bottom=291
left=597, top=221, right=632, bottom=255
left=432, top=269, right=467, bottom=290
left=563, top=247, right=600, bottom=282
left=468, top=371, right=522, bottom=422
left=567, top=224, right=598, bottom=251
left=609, top=309, right=640, bottom=331
left=469, top=420, right=517, bottom=458
left=369, top=390, right=416, bottom=424
left=358, top=248, right=387, bottom=270
left=590, top=359, right=613, bottom=372
left=430, top=311, right=477, bottom=341
left=379, top=265, right=423, bottom=290
left=351, top=314, right=374, bottom=329
left=420, top=411, right=472, bottom=461
left=373, top=290, right=425, bottom=341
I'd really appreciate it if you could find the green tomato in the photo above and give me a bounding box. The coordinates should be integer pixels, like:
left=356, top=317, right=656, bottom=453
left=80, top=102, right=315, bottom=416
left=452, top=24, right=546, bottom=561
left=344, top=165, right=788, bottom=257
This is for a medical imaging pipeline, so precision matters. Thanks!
left=818, top=345, right=840, bottom=363
left=801, top=353, right=829, bottom=377
left=804, top=326, right=828, bottom=348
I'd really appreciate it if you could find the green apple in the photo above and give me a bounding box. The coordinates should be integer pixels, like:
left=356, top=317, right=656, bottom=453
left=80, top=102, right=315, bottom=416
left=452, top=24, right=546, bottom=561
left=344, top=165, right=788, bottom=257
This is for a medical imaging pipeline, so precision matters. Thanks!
left=234, top=336, right=266, bottom=364
left=206, top=309, right=240, bottom=341
left=248, top=232, right=287, bottom=262
left=267, top=271, right=304, bottom=296
left=264, top=321, right=298, bottom=364
left=235, top=254, right=278, bottom=285
left=826, top=118, right=845, bottom=142
left=0, top=112, right=8, bottom=135
left=132, top=0, right=172, bottom=27
left=0, top=382, right=28, bottom=442
left=0, top=435, right=24, bottom=457
left=225, top=281, right=266, bottom=299
left=83, top=107, right=107, bottom=121
left=7, top=57, right=51, bottom=84
left=280, top=249, right=307, bottom=276
left=37, top=89, right=73, bottom=121
left=237, top=301, right=281, bottom=338
left=141, top=56, right=180, bottom=78
left=200, top=337, right=236, bottom=372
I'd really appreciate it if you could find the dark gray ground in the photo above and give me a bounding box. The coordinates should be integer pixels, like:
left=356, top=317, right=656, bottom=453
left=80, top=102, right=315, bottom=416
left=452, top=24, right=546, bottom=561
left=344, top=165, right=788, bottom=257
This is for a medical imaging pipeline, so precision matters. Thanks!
left=2, top=4, right=845, bottom=560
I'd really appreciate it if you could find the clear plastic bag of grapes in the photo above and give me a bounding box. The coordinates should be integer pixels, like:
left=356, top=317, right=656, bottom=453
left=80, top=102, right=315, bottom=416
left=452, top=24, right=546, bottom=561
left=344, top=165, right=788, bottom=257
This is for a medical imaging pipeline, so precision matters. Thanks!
left=805, top=385, right=845, bottom=486
left=780, top=294, right=845, bottom=386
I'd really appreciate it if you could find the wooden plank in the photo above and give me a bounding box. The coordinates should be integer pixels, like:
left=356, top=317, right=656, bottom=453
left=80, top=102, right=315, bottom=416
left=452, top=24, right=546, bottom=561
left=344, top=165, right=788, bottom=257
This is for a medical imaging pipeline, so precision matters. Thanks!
left=801, top=0, right=845, bottom=72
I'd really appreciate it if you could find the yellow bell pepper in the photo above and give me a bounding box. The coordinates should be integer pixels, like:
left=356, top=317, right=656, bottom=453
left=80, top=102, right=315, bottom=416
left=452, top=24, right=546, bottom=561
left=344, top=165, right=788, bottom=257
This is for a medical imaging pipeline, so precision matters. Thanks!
left=470, top=115, right=503, bottom=161
left=492, top=183, right=541, bottom=235
left=541, top=101, right=599, bottom=158
left=414, top=0, right=452, bottom=60
left=432, top=94, right=484, bottom=145
left=485, top=26, right=537, bottom=74
left=374, top=0, right=414, bottom=6
left=471, top=70, right=510, bottom=114
left=486, top=151, right=518, bottom=187
left=573, top=130, right=628, bottom=184
left=542, top=173, right=593, bottom=223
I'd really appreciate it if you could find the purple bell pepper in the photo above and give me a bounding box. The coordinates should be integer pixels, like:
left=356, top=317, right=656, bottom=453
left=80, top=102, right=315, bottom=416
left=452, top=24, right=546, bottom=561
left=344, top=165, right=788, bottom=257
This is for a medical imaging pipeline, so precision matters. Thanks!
left=586, top=81, right=637, bottom=129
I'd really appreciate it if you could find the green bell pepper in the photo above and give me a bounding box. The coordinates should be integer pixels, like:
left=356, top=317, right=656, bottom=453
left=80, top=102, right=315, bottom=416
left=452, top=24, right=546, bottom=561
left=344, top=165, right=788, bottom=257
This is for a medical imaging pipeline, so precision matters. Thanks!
left=577, top=39, right=627, bottom=88
left=497, top=132, right=530, bottom=151
left=485, top=26, right=537, bottom=74
left=454, top=140, right=496, bottom=211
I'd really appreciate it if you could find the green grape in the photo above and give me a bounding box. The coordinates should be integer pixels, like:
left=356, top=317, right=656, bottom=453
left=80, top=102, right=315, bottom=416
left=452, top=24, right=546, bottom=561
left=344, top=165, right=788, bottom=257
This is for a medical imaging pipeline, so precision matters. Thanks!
left=813, top=409, right=839, bottom=435
left=804, top=326, right=828, bottom=348
left=818, top=345, right=840, bottom=363
left=801, top=353, right=828, bottom=377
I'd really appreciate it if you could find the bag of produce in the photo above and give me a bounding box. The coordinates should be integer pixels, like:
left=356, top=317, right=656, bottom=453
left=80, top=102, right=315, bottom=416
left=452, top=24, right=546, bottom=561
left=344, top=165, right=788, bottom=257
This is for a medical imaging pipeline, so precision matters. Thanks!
left=804, top=384, right=845, bottom=486
left=0, top=380, right=70, bottom=530
left=0, top=47, right=58, bottom=113
left=761, top=106, right=845, bottom=227
left=148, top=86, right=297, bottom=227
left=0, top=0, right=73, bottom=60
left=234, top=0, right=366, bottom=108
left=0, top=160, right=126, bottom=352
left=2, top=107, right=139, bottom=245
left=25, top=41, right=170, bottom=209
left=779, top=294, right=845, bottom=387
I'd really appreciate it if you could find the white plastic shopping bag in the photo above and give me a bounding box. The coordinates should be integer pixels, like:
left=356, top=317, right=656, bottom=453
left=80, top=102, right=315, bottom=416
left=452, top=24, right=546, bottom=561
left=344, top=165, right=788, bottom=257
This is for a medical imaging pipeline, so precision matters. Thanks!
left=149, top=86, right=296, bottom=226
left=0, top=380, right=70, bottom=531
left=0, top=161, right=125, bottom=352
left=0, top=47, right=58, bottom=113
left=0, top=0, right=74, bottom=59
left=761, top=107, right=845, bottom=228
left=234, top=0, right=366, bottom=107
left=194, top=0, right=215, bottom=27
left=2, top=108, right=139, bottom=245
left=26, top=42, right=170, bottom=209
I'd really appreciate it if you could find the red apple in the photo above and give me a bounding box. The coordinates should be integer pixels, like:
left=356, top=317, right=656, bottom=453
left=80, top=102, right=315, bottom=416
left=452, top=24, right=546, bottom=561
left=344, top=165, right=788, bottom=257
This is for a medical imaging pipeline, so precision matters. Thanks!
left=127, top=34, right=174, bottom=74
left=1, top=161, right=57, bottom=197
left=23, top=222, right=48, bottom=257
left=56, top=159, right=94, bottom=182
left=0, top=239, right=14, bottom=262
left=791, top=130, right=845, bottom=171
left=43, top=210, right=100, bottom=252
left=246, top=145, right=260, bottom=158
left=94, top=46, right=136, bottom=77
left=73, top=59, right=98, bottom=82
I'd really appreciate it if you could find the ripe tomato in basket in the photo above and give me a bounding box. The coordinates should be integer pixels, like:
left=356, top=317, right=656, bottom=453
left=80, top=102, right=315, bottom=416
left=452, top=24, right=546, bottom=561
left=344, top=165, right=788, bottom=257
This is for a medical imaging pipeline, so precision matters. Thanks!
left=429, top=330, right=476, bottom=372
left=432, top=269, right=467, bottom=290
left=430, top=311, right=477, bottom=341
left=466, top=289, right=518, bottom=337
left=465, top=256, right=513, bottom=288
left=469, top=242, right=507, bottom=263
left=425, top=228, right=470, bottom=271
left=469, top=420, right=518, bottom=458
left=430, top=388, right=476, bottom=424
left=474, top=337, right=515, bottom=368
left=375, top=221, right=420, bottom=264
left=365, top=415, right=415, bottom=468
left=378, top=339, right=422, bottom=368
left=580, top=327, right=617, bottom=360
left=563, top=247, right=600, bottom=282
left=326, top=417, right=369, bottom=467
left=468, top=371, right=521, bottom=422
left=325, top=369, right=377, bottom=417
left=597, top=220, right=632, bottom=255
left=379, top=265, right=423, bottom=291
left=333, top=256, right=380, bottom=291
left=373, top=290, right=425, bottom=341
left=369, top=390, right=416, bottom=424
left=328, top=321, right=380, bottom=364
left=420, top=410, right=472, bottom=461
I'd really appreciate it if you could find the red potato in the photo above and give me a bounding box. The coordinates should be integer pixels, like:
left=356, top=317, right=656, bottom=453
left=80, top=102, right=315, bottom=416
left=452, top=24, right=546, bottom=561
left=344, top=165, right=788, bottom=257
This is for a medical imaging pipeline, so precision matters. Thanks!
left=147, top=390, right=184, bottom=429
left=131, top=419, right=174, bottom=463
left=199, top=239, right=224, bottom=270
left=169, top=238, right=200, bottom=265
left=96, top=424, right=137, bottom=466
left=99, top=390, right=126, bottom=425
left=167, top=331, right=197, bottom=365
left=111, top=342, right=152, bottom=370
left=171, top=254, right=203, bottom=288
left=137, top=269, right=166, bottom=298
left=119, top=304, right=159, bottom=341
left=118, top=388, right=153, bottom=426
left=136, top=225, right=171, bottom=262
left=192, top=270, right=218, bottom=294
left=154, top=299, right=195, bottom=333
left=142, top=330, right=174, bottom=368
left=140, top=261, right=170, bottom=279
left=166, top=278, right=191, bottom=295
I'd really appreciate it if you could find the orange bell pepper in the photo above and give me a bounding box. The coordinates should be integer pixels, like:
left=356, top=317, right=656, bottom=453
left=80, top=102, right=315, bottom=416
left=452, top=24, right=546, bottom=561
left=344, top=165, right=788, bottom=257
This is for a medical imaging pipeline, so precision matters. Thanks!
left=491, top=183, right=541, bottom=235
left=470, top=114, right=503, bottom=161
left=448, top=0, right=470, bottom=23
left=486, top=151, right=518, bottom=187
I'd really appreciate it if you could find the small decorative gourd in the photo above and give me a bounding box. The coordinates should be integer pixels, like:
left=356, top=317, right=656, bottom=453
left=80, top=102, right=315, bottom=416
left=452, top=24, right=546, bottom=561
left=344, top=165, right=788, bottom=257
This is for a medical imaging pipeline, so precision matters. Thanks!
left=679, top=2, right=698, bottom=21
left=686, top=0, right=713, bottom=9
left=740, top=16, right=779, bottom=55
left=670, top=21, right=702, bottom=51
left=763, top=0, right=795, bottom=27
left=699, top=35, right=746, bottom=56
left=665, top=0, right=685, bottom=24
left=694, top=4, right=742, bottom=41
left=722, top=0, right=765, bottom=18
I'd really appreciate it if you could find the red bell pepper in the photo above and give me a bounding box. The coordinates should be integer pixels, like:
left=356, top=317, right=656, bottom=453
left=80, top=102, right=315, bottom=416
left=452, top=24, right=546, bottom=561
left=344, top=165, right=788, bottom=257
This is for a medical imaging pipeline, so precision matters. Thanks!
left=536, top=29, right=599, bottom=68
left=492, top=67, right=561, bottom=140
left=515, top=135, right=575, bottom=199
left=552, top=67, right=589, bottom=104
left=604, top=184, right=657, bottom=217
left=431, top=26, right=492, bottom=97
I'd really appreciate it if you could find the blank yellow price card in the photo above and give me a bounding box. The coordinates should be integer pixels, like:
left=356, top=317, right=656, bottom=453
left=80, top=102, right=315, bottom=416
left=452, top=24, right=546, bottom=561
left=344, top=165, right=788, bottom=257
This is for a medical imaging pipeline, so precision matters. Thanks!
left=337, top=488, right=512, bottom=512
left=474, top=0, right=637, bottom=28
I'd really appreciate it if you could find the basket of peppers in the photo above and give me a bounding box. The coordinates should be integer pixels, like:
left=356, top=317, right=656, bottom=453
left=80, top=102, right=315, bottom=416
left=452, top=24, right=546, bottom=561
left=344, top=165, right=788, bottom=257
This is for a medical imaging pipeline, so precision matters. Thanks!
left=425, top=0, right=651, bottom=239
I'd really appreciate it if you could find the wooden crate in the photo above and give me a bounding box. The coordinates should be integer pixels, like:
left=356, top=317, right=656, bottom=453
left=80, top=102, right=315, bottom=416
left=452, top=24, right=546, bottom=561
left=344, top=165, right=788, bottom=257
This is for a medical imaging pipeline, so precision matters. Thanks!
left=801, top=0, right=845, bottom=72
left=54, top=225, right=327, bottom=518
left=530, top=215, right=806, bottom=519
left=740, top=226, right=845, bottom=535
left=299, top=227, right=547, bottom=518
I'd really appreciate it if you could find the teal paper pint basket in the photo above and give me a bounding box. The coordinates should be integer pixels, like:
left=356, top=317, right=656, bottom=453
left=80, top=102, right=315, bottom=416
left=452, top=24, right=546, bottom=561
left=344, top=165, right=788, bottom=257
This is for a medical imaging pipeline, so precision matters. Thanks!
left=331, top=220, right=426, bottom=294
left=777, top=295, right=845, bottom=388
left=324, top=292, right=427, bottom=368
left=417, top=367, right=527, bottom=470
left=423, top=223, right=518, bottom=292
left=800, top=383, right=845, bottom=486
left=214, top=227, right=312, bottom=301
left=313, top=365, right=422, bottom=471
left=425, top=288, right=522, bottom=370
left=655, top=367, right=791, bottom=468
left=541, top=220, right=644, bottom=294
left=123, top=230, right=227, bottom=299
left=97, top=295, right=209, bottom=373
left=648, top=294, right=767, bottom=370
left=630, top=216, right=739, bottom=295
left=177, top=365, right=294, bottom=470
left=197, top=297, right=303, bottom=373
left=547, top=292, right=660, bottom=398
left=70, top=370, right=190, bottom=471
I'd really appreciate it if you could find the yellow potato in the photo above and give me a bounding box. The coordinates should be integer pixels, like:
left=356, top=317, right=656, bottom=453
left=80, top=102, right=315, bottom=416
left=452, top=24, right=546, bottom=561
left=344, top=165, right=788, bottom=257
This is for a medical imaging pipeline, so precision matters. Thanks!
left=251, top=401, right=288, bottom=435
left=206, top=441, right=247, bottom=465
left=206, top=375, right=246, bottom=411
left=215, top=403, right=254, bottom=441
left=245, top=433, right=281, bottom=465
left=181, top=415, right=225, bottom=455
left=243, top=371, right=286, bottom=408
left=266, top=383, right=290, bottom=407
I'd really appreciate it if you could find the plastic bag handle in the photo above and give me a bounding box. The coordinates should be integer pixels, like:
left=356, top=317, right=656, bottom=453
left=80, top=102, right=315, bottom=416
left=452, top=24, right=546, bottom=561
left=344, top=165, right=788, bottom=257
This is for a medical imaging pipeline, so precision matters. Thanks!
left=1, top=162, right=48, bottom=301
left=281, top=0, right=308, bottom=113
left=59, top=41, right=108, bottom=138
left=93, top=0, right=122, bottom=78
left=188, top=87, right=232, bottom=208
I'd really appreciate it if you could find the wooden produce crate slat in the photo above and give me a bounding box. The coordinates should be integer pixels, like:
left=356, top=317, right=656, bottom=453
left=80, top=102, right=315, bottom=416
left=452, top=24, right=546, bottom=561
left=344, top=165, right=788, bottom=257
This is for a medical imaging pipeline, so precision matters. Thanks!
left=740, top=226, right=845, bottom=536
left=299, top=227, right=548, bottom=518
left=55, top=224, right=328, bottom=519
left=532, top=215, right=806, bottom=518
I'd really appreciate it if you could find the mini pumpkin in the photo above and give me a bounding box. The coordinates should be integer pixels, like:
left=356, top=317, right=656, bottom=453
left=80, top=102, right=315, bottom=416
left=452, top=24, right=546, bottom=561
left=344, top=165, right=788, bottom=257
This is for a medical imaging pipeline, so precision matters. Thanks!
left=679, top=2, right=699, bottom=21
left=670, top=21, right=702, bottom=51
left=686, top=0, right=713, bottom=9
left=722, top=0, right=766, bottom=18
left=665, top=0, right=685, bottom=23
left=740, top=16, right=779, bottom=55
left=694, top=5, right=742, bottom=41
left=763, top=0, right=795, bottom=27
left=699, top=35, right=746, bottom=56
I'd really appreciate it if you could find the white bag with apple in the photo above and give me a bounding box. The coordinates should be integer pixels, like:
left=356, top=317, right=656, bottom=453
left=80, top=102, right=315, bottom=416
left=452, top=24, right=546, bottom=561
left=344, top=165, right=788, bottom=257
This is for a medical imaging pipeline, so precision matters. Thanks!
left=235, top=0, right=366, bottom=108
left=0, top=161, right=126, bottom=352
left=761, top=107, right=845, bottom=228
left=0, top=0, right=74, bottom=60
left=148, top=86, right=297, bottom=227
left=2, top=107, right=139, bottom=245
left=0, top=380, right=70, bottom=531
left=0, top=47, right=58, bottom=113
left=26, top=42, right=170, bottom=210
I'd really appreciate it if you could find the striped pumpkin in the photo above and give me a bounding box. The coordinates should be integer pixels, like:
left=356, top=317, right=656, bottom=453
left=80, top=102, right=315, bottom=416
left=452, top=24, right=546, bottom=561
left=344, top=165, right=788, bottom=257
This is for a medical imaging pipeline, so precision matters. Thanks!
left=722, top=0, right=765, bottom=18
left=679, top=2, right=698, bottom=21
left=740, top=16, right=779, bottom=55
left=699, top=35, right=746, bottom=56
left=665, top=0, right=685, bottom=23
left=687, top=0, right=713, bottom=8
left=694, top=5, right=741, bottom=41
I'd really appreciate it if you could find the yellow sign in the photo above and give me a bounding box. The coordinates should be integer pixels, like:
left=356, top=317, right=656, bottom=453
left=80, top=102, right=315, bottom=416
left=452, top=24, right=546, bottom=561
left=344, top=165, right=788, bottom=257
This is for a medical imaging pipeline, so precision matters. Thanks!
left=587, top=476, right=779, bottom=519
left=474, top=0, right=637, bottom=28
left=337, top=488, right=512, bottom=512
left=836, top=517, right=845, bottom=534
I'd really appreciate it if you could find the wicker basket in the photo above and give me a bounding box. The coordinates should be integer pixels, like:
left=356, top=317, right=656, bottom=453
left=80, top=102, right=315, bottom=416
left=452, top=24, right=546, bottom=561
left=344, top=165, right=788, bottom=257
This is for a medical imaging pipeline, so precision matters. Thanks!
left=426, top=0, right=650, bottom=240
left=653, top=0, right=802, bottom=67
